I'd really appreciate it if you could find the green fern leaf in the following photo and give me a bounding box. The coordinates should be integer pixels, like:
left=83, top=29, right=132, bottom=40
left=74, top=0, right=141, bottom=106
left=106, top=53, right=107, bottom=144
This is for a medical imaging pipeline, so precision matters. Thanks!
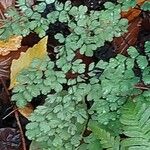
left=88, top=120, right=120, bottom=150
left=141, top=2, right=150, bottom=11
left=120, top=101, right=150, bottom=150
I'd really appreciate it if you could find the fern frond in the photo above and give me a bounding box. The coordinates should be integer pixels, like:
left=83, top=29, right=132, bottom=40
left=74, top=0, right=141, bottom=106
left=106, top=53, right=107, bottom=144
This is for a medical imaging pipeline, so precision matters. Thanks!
left=88, top=120, right=120, bottom=150
left=120, top=101, right=150, bottom=150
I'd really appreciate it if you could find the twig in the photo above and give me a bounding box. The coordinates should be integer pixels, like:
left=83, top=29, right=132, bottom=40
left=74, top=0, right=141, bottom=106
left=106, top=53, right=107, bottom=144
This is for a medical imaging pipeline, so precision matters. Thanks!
left=0, top=10, right=5, bottom=20
left=135, top=85, right=150, bottom=90
left=14, top=108, right=27, bottom=150
left=48, top=43, right=55, bottom=48
left=0, top=71, right=26, bottom=150
left=2, top=108, right=18, bottom=120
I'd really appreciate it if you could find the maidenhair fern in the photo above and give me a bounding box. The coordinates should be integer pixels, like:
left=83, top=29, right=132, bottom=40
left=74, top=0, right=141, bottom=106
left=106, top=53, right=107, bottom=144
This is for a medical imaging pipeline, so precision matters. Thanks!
left=12, top=56, right=67, bottom=107
left=118, top=0, right=136, bottom=10
left=0, top=0, right=128, bottom=41
left=10, top=40, right=150, bottom=149
left=88, top=51, right=142, bottom=124
left=26, top=93, right=88, bottom=149
left=0, top=0, right=146, bottom=40
left=141, top=1, right=150, bottom=11
left=5, top=0, right=150, bottom=149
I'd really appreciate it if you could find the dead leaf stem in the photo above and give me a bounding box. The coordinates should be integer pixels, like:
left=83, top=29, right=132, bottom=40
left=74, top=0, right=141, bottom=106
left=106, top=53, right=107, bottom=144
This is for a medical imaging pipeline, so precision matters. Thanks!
left=14, top=108, right=27, bottom=150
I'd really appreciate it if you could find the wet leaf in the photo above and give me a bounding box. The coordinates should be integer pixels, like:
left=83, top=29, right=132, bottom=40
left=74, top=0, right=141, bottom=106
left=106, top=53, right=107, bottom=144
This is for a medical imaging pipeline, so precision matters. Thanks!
left=121, top=8, right=141, bottom=22
left=113, top=17, right=142, bottom=54
left=115, top=0, right=148, bottom=55
left=121, top=0, right=146, bottom=20
left=9, top=36, right=48, bottom=89
left=0, top=128, right=21, bottom=150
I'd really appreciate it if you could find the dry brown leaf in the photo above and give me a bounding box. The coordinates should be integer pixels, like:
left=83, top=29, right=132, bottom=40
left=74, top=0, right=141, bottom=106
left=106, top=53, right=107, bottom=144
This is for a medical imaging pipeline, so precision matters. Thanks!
left=9, top=36, right=48, bottom=89
left=18, top=103, right=33, bottom=118
left=0, top=57, right=11, bottom=78
left=0, top=0, right=15, bottom=20
left=0, top=0, right=35, bottom=24
left=0, top=46, right=28, bottom=83
left=0, top=36, right=22, bottom=56
left=0, top=0, right=15, bottom=10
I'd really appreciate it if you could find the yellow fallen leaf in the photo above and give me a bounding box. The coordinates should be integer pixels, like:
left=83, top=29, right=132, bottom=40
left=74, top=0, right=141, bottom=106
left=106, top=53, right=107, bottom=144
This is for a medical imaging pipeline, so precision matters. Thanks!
left=0, top=36, right=22, bottom=56
left=18, top=103, right=34, bottom=118
left=9, top=36, right=48, bottom=89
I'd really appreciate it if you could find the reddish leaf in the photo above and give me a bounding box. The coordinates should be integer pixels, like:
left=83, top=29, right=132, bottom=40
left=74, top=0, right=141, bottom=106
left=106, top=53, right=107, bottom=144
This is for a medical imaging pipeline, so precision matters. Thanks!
left=114, top=0, right=149, bottom=54
left=121, top=8, right=141, bottom=22
left=113, top=17, right=142, bottom=55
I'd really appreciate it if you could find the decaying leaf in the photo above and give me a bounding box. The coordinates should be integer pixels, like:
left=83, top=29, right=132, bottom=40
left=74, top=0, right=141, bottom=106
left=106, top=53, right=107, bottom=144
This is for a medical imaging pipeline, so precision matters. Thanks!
left=0, top=36, right=22, bottom=56
left=0, top=0, right=15, bottom=20
left=0, top=46, right=28, bottom=83
left=0, top=0, right=15, bottom=10
left=18, top=103, right=33, bottom=118
left=0, top=128, right=21, bottom=150
left=0, top=57, right=11, bottom=78
left=121, top=0, right=147, bottom=22
left=9, top=36, right=48, bottom=89
left=113, top=17, right=142, bottom=54
left=121, top=8, right=141, bottom=22
left=114, top=0, right=149, bottom=54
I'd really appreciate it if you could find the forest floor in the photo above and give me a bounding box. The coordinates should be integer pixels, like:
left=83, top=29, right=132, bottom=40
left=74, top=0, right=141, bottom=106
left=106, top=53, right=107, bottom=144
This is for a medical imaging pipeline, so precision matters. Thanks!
left=0, top=0, right=150, bottom=150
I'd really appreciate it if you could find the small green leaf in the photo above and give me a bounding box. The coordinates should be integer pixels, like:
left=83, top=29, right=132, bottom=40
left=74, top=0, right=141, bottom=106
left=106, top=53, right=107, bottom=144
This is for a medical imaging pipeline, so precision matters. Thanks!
left=127, top=46, right=139, bottom=58
left=46, top=0, right=55, bottom=4
left=136, top=56, right=148, bottom=69
left=145, top=41, right=150, bottom=53
left=89, top=62, right=95, bottom=71
left=78, top=5, right=88, bottom=14
left=96, top=60, right=108, bottom=69
left=141, top=2, right=150, bottom=11
left=55, top=33, right=65, bottom=43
